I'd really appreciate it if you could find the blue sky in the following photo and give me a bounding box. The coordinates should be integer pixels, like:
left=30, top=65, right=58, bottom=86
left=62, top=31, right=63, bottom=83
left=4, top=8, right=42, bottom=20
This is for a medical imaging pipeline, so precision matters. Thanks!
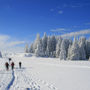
left=0, top=0, right=90, bottom=52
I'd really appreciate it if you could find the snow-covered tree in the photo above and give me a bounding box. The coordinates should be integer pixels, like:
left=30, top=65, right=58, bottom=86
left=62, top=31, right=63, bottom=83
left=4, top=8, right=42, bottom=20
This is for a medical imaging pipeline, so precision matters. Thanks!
left=89, top=56, right=90, bottom=61
left=33, top=34, right=41, bottom=52
left=42, top=33, right=47, bottom=56
left=86, top=40, right=90, bottom=59
left=60, top=39, right=67, bottom=60
left=67, top=44, right=72, bottom=60
left=29, top=43, right=34, bottom=53
left=68, top=37, right=80, bottom=60
left=60, top=38, right=72, bottom=60
left=46, top=45, right=50, bottom=57
left=25, top=44, right=29, bottom=53
left=35, top=39, right=44, bottom=57
left=56, top=37, right=62, bottom=58
left=46, top=36, right=51, bottom=57
left=0, top=51, right=2, bottom=58
left=64, top=39, right=72, bottom=58
left=50, top=36, right=56, bottom=57
left=79, top=36, right=86, bottom=60
left=46, top=36, right=56, bottom=57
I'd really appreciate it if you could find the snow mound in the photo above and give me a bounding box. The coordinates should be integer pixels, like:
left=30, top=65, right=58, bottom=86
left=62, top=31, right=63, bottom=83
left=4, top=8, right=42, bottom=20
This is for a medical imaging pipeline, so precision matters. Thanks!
left=14, top=53, right=32, bottom=57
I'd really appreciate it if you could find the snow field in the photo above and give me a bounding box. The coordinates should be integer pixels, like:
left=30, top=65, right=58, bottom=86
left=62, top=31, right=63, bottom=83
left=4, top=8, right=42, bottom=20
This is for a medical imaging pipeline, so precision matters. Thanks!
left=0, top=55, right=90, bottom=90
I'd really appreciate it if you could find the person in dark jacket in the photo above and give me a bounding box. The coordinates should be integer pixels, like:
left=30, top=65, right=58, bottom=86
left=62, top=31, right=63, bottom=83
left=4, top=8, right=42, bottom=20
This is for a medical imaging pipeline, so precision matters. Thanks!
left=11, top=62, right=15, bottom=70
left=5, top=62, right=9, bottom=70
left=9, top=58, right=12, bottom=62
left=19, top=62, right=22, bottom=69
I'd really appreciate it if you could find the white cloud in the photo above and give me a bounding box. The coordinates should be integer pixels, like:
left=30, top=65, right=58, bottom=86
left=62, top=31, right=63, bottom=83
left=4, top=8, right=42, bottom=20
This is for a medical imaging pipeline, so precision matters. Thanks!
left=61, top=29, right=90, bottom=38
left=0, top=35, right=10, bottom=41
left=50, top=28, right=65, bottom=32
left=8, top=41, right=25, bottom=47
left=58, top=10, right=63, bottom=14
left=85, top=23, right=90, bottom=25
left=50, top=9, right=54, bottom=12
left=0, top=34, right=25, bottom=52
left=72, top=25, right=81, bottom=28
left=63, top=4, right=67, bottom=8
left=71, top=5, right=82, bottom=8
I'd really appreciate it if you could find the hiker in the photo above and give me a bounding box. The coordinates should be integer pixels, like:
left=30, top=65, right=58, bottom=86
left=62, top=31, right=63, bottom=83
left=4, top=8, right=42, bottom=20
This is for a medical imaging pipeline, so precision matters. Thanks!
left=11, top=62, right=15, bottom=70
left=5, top=62, right=9, bottom=70
left=9, top=58, right=12, bottom=62
left=19, top=62, right=22, bottom=69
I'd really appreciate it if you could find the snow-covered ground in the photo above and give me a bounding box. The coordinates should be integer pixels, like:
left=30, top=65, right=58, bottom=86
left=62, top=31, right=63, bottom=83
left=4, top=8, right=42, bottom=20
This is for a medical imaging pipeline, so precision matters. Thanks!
left=0, top=53, right=90, bottom=90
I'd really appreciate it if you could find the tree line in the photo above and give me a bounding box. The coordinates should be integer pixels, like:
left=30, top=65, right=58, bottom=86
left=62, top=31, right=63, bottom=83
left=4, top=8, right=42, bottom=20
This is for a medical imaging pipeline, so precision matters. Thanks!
left=25, top=33, right=90, bottom=60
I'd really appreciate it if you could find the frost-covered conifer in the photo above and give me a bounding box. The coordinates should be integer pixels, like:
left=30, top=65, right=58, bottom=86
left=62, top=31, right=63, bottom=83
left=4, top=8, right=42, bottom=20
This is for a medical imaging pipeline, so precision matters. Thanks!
left=35, top=39, right=44, bottom=57
left=50, top=36, right=56, bottom=57
left=25, top=44, right=29, bottom=53
left=46, top=36, right=56, bottom=57
left=33, top=34, right=41, bottom=52
left=60, top=39, right=67, bottom=60
left=56, top=37, right=62, bottom=58
left=42, top=33, right=47, bottom=56
left=29, top=43, right=34, bottom=53
left=86, top=40, right=90, bottom=59
left=46, top=36, right=51, bottom=57
left=68, top=37, right=80, bottom=60
left=79, top=36, right=86, bottom=60
left=0, top=51, right=2, bottom=58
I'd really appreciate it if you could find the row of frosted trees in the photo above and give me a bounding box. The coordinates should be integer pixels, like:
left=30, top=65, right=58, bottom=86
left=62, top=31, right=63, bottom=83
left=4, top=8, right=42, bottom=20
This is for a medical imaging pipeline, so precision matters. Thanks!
left=25, top=33, right=90, bottom=60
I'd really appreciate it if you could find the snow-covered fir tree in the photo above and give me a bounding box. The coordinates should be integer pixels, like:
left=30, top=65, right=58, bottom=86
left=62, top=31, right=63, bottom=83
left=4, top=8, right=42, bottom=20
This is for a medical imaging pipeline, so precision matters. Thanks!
left=29, top=43, right=34, bottom=53
left=45, top=45, right=50, bottom=57
left=35, top=39, right=44, bottom=57
left=50, top=35, right=56, bottom=57
left=60, top=39, right=67, bottom=60
left=33, top=34, right=41, bottom=52
left=79, top=36, right=86, bottom=60
left=46, top=36, right=51, bottom=57
left=56, top=37, right=62, bottom=58
left=64, top=39, right=72, bottom=57
left=46, top=36, right=56, bottom=57
left=0, top=51, right=2, bottom=58
left=67, top=44, right=72, bottom=60
left=89, top=56, right=90, bottom=61
left=86, top=40, right=90, bottom=59
left=25, top=44, right=29, bottom=53
left=42, top=33, right=47, bottom=56
left=68, top=37, right=80, bottom=60
left=60, top=39, right=72, bottom=60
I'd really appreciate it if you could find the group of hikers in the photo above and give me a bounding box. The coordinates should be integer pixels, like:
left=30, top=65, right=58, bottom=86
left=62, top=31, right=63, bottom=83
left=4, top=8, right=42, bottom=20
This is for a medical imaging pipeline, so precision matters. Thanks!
left=5, top=58, right=22, bottom=71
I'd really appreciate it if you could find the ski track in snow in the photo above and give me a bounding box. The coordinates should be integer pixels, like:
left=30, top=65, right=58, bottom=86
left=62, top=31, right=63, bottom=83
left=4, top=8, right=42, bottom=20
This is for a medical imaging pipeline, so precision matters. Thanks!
left=10, top=68, right=57, bottom=90
left=0, top=68, right=57, bottom=90
left=6, top=71, right=15, bottom=90
left=0, top=70, right=12, bottom=90
left=4, top=69, right=56, bottom=90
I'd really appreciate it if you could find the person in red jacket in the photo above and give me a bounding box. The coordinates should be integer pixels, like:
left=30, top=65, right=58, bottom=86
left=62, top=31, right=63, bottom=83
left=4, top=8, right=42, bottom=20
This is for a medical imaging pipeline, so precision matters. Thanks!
left=5, top=62, right=9, bottom=70
left=11, top=62, right=15, bottom=70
